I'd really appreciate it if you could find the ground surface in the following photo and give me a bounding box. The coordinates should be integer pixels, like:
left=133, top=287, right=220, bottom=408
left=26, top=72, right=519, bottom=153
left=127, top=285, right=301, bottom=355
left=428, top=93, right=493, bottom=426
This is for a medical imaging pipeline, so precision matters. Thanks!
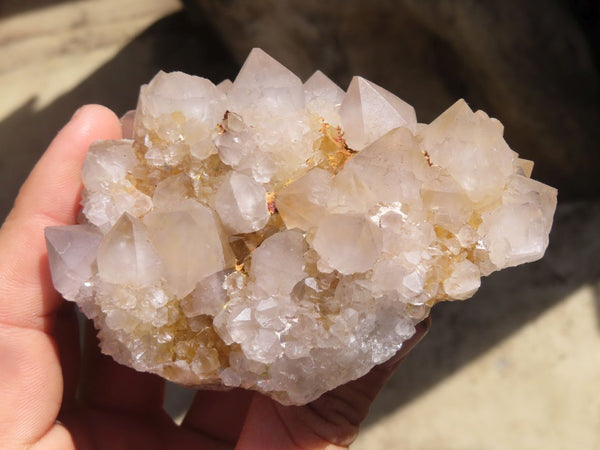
left=1, top=1, right=599, bottom=448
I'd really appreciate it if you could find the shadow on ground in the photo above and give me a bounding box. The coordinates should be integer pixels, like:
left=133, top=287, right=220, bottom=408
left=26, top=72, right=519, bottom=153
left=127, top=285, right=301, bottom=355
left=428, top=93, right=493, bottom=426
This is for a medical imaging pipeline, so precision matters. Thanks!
left=2, top=4, right=599, bottom=429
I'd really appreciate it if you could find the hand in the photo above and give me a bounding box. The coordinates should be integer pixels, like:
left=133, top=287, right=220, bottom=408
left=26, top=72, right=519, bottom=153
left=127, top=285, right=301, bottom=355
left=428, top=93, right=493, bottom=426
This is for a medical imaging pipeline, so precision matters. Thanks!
left=0, top=105, right=430, bottom=449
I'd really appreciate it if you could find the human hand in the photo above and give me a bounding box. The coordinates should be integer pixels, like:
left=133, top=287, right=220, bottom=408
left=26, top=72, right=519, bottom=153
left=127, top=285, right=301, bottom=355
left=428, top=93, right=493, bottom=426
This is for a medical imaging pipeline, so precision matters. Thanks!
left=0, top=105, right=430, bottom=449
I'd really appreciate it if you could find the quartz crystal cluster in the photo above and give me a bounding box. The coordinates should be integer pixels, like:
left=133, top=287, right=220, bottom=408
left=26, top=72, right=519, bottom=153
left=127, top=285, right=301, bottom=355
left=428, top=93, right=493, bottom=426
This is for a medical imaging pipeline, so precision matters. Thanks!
left=46, top=49, right=557, bottom=405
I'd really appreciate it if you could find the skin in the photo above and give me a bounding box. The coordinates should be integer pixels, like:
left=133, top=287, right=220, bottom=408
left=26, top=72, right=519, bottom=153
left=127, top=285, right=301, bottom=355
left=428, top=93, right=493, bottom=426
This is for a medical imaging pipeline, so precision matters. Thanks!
left=0, top=105, right=430, bottom=449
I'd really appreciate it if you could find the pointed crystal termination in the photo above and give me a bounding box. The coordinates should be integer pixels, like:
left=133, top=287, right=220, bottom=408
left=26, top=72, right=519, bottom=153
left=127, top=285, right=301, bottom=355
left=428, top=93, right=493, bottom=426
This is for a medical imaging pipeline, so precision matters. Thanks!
left=144, top=204, right=227, bottom=298
left=45, top=48, right=557, bottom=406
left=304, top=70, right=345, bottom=127
left=276, top=167, right=333, bottom=231
left=312, top=213, right=383, bottom=274
left=96, top=213, right=162, bottom=287
left=250, top=229, right=307, bottom=295
left=420, top=99, right=517, bottom=203
left=340, top=76, right=417, bottom=150
left=135, top=70, right=227, bottom=164
left=46, top=225, right=103, bottom=301
left=227, top=48, right=305, bottom=115
left=215, top=172, right=270, bottom=234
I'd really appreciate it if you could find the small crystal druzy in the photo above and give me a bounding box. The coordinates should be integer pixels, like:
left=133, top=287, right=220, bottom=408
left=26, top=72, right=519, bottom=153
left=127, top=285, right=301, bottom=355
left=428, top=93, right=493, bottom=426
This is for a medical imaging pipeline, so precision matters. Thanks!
left=45, top=49, right=557, bottom=405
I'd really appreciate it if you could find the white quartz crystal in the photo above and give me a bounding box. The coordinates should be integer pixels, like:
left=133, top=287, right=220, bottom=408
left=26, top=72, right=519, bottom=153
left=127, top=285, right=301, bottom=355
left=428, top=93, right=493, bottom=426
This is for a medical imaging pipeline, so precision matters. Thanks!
left=340, top=76, right=417, bottom=149
left=46, top=224, right=102, bottom=301
left=45, top=49, right=557, bottom=405
left=215, top=171, right=270, bottom=233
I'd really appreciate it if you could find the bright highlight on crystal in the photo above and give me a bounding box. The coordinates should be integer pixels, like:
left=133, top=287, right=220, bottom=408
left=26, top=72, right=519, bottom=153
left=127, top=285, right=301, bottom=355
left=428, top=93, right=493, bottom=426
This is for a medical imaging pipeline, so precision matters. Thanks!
left=46, top=49, right=557, bottom=405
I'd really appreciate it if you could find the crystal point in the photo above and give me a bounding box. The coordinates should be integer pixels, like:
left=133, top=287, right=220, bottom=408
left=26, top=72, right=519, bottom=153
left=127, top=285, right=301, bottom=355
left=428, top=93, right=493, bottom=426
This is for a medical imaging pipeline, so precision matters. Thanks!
left=420, top=99, right=517, bottom=203
left=340, top=76, right=417, bottom=150
left=215, top=172, right=270, bottom=233
left=96, top=213, right=162, bottom=287
left=304, top=70, right=345, bottom=126
left=313, top=214, right=383, bottom=275
left=228, top=48, right=305, bottom=114
left=46, top=224, right=103, bottom=300
left=144, top=206, right=226, bottom=298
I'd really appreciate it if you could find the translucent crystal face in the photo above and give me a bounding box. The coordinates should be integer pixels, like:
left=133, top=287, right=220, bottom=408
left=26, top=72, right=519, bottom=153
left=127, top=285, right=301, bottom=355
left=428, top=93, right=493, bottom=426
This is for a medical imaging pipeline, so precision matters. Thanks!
left=45, top=48, right=557, bottom=405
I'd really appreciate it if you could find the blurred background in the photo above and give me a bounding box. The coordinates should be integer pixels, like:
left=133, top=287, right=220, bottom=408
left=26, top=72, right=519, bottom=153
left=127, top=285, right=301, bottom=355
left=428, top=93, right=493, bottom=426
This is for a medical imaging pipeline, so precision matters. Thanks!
left=1, top=0, right=598, bottom=448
